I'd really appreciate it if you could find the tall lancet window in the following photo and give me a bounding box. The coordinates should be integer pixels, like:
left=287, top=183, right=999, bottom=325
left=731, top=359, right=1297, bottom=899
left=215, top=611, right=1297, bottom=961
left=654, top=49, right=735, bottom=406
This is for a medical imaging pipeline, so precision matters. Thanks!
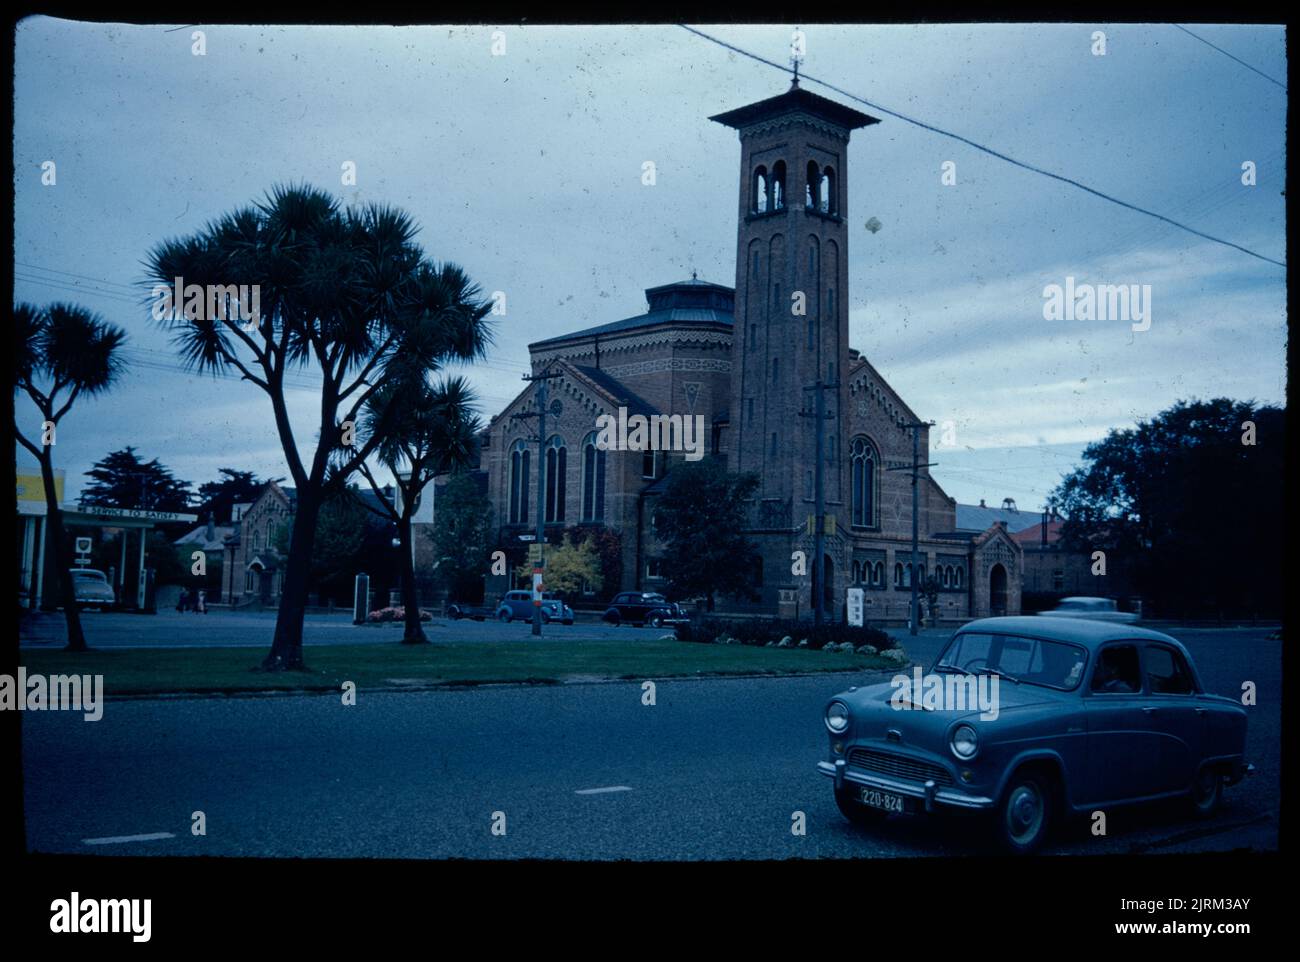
left=850, top=436, right=878, bottom=528
left=545, top=435, right=566, bottom=523
left=509, top=440, right=530, bottom=524
left=581, top=431, right=606, bottom=521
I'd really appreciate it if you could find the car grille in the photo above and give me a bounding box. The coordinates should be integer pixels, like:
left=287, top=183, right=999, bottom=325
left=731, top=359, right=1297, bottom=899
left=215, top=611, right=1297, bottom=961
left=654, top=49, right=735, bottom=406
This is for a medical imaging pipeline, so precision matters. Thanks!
left=848, top=748, right=954, bottom=787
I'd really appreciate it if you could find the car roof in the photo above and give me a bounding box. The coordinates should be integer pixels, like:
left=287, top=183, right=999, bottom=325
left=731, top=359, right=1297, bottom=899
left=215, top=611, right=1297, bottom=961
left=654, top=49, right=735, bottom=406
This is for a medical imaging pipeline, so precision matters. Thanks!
left=958, top=616, right=1183, bottom=652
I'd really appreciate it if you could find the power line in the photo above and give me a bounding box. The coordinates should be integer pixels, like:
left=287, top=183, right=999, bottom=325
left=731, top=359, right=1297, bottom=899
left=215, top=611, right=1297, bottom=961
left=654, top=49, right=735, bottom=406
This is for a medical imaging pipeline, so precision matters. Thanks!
left=679, top=24, right=1285, bottom=270
left=1172, top=24, right=1287, bottom=92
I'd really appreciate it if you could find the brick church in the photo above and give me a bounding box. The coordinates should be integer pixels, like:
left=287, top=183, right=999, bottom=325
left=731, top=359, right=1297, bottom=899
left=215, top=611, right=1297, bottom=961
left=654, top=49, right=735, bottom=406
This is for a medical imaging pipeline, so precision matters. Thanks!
left=479, top=80, right=1021, bottom=623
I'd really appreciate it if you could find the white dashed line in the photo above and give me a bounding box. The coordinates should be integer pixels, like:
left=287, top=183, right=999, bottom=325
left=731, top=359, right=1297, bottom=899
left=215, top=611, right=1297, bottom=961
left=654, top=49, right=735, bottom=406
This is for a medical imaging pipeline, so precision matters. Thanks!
left=575, top=786, right=633, bottom=795
left=82, top=832, right=176, bottom=845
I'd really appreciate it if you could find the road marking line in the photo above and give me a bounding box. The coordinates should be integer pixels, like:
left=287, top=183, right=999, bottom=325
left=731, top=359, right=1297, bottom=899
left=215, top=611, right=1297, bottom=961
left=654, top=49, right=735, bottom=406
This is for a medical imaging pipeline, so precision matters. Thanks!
left=82, top=832, right=176, bottom=845
left=575, top=786, right=633, bottom=795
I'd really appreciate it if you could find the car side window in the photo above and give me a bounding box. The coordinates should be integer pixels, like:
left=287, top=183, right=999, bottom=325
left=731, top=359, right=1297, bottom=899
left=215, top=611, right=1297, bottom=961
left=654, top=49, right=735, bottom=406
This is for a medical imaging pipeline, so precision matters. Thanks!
left=1146, top=645, right=1194, bottom=695
left=1090, top=644, right=1141, bottom=694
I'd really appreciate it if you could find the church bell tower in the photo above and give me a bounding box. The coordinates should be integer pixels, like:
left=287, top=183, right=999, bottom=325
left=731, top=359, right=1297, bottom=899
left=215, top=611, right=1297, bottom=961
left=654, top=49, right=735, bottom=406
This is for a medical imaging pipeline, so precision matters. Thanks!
left=711, top=80, right=879, bottom=523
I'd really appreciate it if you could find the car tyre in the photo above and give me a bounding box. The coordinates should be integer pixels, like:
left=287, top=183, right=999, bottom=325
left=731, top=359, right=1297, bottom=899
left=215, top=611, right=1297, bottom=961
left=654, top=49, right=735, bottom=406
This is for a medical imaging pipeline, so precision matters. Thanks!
left=834, top=785, right=889, bottom=827
left=648, top=613, right=664, bottom=629
left=995, top=772, right=1053, bottom=855
left=498, top=610, right=511, bottom=623
left=540, top=611, right=551, bottom=625
left=1188, top=767, right=1224, bottom=819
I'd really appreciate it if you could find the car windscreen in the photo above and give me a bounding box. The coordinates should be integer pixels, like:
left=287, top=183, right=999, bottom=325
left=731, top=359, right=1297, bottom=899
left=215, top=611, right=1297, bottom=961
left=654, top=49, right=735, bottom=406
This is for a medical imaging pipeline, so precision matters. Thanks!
left=73, top=571, right=107, bottom=582
left=934, top=632, right=1088, bottom=690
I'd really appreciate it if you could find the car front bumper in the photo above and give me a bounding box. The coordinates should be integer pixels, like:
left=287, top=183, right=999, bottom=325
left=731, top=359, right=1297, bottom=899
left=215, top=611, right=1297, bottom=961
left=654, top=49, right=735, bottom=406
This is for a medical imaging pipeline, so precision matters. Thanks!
left=817, top=759, right=995, bottom=813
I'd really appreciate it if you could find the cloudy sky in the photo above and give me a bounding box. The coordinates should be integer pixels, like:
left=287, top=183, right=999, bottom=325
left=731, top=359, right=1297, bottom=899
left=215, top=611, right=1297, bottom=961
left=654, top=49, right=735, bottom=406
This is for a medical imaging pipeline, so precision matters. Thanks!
left=13, top=19, right=1287, bottom=511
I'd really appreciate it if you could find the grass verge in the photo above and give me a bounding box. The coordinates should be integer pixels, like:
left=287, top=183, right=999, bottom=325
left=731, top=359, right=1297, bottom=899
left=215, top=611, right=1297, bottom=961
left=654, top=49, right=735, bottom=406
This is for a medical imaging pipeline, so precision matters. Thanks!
left=18, top=639, right=899, bottom=696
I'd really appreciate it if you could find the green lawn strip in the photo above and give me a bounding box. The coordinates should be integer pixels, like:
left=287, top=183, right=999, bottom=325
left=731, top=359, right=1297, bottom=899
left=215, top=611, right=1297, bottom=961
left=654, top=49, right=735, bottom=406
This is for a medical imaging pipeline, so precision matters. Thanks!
left=18, top=640, right=897, bottom=696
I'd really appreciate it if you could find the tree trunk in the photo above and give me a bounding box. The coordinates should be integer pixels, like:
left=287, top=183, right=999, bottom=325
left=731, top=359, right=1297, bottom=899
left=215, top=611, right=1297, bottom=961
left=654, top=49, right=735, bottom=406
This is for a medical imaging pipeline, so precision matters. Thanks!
left=262, top=486, right=322, bottom=670
left=38, top=450, right=87, bottom=651
left=398, top=515, right=428, bottom=644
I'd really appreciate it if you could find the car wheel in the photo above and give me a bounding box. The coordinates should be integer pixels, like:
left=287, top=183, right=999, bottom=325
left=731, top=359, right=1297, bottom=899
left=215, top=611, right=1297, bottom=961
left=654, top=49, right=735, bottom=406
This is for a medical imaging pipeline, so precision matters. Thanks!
left=498, top=610, right=511, bottom=623
left=449, top=609, right=462, bottom=620
left=995, top=772, right=1053, bottom=854
left=540, top=612, right=551, bottom=625
left=608, top=613, right=620, bottom=627
left=834, top=785, right=889, bottom=827
left=1189, top=767, right=1224, bottom=819
left=648, top=613, right=664, bottom=629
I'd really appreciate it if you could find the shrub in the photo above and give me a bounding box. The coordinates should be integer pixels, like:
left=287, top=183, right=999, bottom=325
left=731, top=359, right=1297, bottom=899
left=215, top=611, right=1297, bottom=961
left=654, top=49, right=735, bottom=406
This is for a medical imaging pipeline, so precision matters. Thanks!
left=367, top=605, right=432, bottom=624
left=675, top=615, right=894, bottom=651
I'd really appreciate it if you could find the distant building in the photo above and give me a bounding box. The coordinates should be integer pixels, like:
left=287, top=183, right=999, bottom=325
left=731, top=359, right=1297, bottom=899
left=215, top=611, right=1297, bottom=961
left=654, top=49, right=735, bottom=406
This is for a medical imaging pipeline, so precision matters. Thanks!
left=220, top=481, right=434, bottom=607
left=1012, top=510, right=1134, bottom=607
left=477, top=84, right=1023, bottom=623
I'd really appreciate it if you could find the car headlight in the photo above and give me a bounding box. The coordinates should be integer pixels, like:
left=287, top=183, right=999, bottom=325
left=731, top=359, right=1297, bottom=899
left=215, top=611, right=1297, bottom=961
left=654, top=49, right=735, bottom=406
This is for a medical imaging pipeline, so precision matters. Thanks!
left=825, top=700, right=850, bottom=733
left=950, top=724, right=978, bottom=760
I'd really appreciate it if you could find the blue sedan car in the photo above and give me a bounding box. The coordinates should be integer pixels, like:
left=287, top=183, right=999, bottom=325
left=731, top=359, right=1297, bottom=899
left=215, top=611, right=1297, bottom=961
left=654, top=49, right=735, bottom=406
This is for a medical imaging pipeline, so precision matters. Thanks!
left=819, top=617, right=1252, bottom=853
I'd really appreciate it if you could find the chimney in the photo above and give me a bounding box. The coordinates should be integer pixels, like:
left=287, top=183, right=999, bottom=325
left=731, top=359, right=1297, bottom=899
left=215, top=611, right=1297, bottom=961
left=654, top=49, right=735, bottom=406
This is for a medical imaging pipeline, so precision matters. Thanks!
left=979, top=498, right=986, bottom=508
left=206, top=512, right=216, bottom=543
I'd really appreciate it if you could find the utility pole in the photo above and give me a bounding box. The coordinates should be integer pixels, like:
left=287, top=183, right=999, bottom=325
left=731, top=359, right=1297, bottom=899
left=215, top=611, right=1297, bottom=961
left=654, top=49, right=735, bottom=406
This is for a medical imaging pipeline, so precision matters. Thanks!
left=512, top=368, right=562, bottom=636
left=888, top=420, right=936, bottom=636
left=799, top=379, right=838, bottom=627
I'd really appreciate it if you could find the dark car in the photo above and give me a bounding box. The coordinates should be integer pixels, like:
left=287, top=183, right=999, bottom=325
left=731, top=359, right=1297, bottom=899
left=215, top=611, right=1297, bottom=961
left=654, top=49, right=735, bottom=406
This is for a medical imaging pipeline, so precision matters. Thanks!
left=445, top=601, right=494, bottom=621
left=495, top=590, right=574, bottom=625
left=818, top=616, right=1252, bottom=853
left=601, top=592, right=687, bottom=628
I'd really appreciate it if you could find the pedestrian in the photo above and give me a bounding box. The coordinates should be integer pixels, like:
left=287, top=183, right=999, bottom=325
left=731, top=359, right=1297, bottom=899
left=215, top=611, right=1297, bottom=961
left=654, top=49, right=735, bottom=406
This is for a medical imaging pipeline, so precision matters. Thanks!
left=196, top=589, right=207, bottom=614
left=176, top=587, right=189, bottom=613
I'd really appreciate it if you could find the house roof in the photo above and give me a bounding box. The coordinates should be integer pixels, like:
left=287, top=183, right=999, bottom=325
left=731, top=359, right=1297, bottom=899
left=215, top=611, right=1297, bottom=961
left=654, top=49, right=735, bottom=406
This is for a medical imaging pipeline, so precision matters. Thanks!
left=529, top=280, right=733, bottom=349
left=1012, top=519, right=1065, bottom=546
left=174, top=524, right=235, bottom=551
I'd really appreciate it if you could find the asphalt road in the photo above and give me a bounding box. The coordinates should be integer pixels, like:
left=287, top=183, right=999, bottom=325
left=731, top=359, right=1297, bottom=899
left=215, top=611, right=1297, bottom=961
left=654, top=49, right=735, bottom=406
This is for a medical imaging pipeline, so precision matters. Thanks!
left=21, top=626, right=1279, bottom=858
left=18, top=608, right=672, bottom=648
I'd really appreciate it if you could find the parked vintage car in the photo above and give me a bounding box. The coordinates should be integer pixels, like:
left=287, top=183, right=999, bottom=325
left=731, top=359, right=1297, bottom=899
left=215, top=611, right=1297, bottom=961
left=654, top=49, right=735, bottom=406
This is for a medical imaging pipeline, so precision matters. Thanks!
left=444, top=600, right=494, bottom=621
left=71, top=568, right=115, bottom=609
left=495, top=590, right=574, bottom=625
left=819, top=616, right=1251, bottom=853
left=601, top=591, right=687, bottom=628
left=1039, top=596, right=1137, bottom=623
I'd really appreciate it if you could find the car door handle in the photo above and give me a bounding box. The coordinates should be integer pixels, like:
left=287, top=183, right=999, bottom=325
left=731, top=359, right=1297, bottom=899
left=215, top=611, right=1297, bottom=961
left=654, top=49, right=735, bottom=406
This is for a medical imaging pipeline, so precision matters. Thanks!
left=1195, top=708, right=1207, bottom=715
left=1141, top=707, right=1157, bottom=715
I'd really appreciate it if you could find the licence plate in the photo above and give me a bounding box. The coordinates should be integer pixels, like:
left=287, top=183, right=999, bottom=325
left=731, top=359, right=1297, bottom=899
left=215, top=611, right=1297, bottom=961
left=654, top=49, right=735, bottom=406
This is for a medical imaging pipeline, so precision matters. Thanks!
left=860, top=788, right=905, bottom=813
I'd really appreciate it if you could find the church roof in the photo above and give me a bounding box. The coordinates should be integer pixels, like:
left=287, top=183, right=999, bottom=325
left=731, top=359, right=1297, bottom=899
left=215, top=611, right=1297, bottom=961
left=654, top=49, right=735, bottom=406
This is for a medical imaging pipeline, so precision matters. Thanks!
left=710, top=86, right=880, bottom=132
left=573, top=365, right=658, bottom=419
left=530, top=280, right=733, bottom=349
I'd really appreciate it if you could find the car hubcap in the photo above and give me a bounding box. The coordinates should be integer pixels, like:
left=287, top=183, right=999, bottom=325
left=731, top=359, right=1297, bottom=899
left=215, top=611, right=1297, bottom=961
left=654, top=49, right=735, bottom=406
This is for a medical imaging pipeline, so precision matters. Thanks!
left=1006, top=784, right=1043, bottom=843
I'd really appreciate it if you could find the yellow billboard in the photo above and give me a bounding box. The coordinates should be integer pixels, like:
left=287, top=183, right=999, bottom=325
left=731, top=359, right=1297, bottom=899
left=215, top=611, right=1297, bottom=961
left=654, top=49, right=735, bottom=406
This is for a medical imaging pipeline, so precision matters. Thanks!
left=16, top=469, right=62, bottom=503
